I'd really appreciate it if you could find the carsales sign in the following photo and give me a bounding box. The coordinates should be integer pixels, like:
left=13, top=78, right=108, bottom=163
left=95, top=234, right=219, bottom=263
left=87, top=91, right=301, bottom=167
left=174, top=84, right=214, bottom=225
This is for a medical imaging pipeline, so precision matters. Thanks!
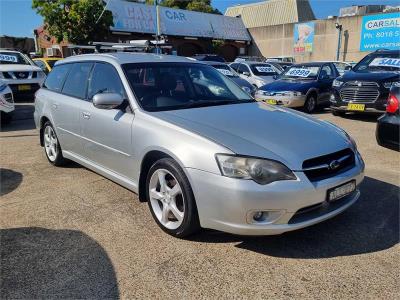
left=360, top=12, right=400, bottom=51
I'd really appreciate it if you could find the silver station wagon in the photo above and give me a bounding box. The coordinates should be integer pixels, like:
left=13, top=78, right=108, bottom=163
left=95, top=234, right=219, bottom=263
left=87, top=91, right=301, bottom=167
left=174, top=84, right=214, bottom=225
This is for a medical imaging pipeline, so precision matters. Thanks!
left=34, top=53, right=365, bottom=238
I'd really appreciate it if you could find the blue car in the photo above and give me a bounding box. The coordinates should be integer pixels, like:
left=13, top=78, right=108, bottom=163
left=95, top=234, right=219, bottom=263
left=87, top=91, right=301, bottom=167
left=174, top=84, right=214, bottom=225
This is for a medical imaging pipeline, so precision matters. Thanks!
left=255, top=62, right=339, bottom=113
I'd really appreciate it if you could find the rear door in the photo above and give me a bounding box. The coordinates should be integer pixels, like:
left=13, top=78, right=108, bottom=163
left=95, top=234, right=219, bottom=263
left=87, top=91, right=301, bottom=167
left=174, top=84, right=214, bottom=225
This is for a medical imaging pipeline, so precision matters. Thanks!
left=54, top=62, right=93, bottom=155
left=80, top=62, right=135, bottom=179
left=318, top=64, right=336, bottom=104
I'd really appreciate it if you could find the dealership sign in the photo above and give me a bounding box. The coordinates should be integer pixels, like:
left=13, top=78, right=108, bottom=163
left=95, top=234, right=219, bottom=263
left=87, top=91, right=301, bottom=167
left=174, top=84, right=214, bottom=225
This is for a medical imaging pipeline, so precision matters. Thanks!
left=360, top=12, right=400, bottom=51
left=293, top=22, right=315, bottom=54
left=107, top=0, right=250, bottom=41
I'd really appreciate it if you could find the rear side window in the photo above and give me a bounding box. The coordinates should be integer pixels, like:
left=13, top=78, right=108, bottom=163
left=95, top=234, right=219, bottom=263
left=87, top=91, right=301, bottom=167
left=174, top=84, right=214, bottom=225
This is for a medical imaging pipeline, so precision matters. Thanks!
left=62, top=63, right=93, bottom=99
left=88, top=63, right=125, bottom=100
left=43, top=64, right=71, bottom=92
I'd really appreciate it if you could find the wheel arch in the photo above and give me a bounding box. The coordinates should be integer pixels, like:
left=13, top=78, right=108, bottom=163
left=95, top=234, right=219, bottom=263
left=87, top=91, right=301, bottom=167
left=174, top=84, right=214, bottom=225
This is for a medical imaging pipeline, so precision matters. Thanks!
left=39, top=115, right=51, bottom=146
left=306, top=88, right=318, bottom=100
left=138, top=148, right=189, bottom=202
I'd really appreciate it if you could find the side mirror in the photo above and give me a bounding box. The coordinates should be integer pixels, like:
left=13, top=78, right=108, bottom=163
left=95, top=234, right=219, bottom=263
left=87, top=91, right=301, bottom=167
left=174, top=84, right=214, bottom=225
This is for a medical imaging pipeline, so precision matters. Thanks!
left=273, top=74, right=278, bottom=80
left=345, top=65, right=352, bottom=71
left=93, top=93, right=124, bottom=109
left=243, top=71, right=250, bottom=77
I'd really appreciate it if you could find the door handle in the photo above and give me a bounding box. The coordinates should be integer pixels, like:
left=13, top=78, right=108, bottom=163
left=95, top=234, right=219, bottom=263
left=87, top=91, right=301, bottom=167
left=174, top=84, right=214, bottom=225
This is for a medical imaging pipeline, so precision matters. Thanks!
left=82, top=112, right=91, bottom=119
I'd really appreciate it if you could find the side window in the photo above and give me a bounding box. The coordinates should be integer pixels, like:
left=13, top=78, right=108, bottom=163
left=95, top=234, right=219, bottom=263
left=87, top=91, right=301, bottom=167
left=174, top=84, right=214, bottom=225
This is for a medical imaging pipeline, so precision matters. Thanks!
left=320, top=65, right=333, bottom=79
left=88, top=63, right=125, bottom=100
left=62, top=63, right=93, bottom=99
left=237, top=64, right=250, bottom=74
left=34, top=60, right=45, bottom=68
left=230, top=63, right=239, bottom=71
left=43, top=64, right=71, bottom=92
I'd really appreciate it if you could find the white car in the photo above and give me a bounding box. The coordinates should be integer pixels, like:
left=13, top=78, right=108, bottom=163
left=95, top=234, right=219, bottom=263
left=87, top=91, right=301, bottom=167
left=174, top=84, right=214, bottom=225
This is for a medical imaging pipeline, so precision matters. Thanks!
left=0, top=81, right=14, bottom=124
left=229, top=61, right=282, bottom=88
left=0, top=49, right=46, bottom=101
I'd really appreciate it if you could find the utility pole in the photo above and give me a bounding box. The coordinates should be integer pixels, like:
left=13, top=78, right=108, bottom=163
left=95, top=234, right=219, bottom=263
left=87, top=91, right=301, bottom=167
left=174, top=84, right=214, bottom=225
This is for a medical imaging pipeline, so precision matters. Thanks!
left=154, top=0, right=161, bottom=54
left=335, top=22, right=343, bottom=61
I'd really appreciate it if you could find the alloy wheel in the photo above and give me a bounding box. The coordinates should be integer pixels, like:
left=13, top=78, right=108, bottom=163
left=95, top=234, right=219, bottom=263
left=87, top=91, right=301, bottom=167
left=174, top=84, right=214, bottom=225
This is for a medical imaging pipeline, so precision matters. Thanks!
left=44, top=125, right=58, bottom=162
left=148, top=169, right=185, bottom=230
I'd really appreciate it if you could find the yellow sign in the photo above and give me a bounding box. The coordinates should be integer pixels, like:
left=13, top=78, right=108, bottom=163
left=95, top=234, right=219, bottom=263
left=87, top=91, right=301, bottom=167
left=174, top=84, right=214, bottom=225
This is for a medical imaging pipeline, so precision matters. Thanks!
left=18, top=85, right=31, bottom=91
left=347, top=103, right=365, bottom=111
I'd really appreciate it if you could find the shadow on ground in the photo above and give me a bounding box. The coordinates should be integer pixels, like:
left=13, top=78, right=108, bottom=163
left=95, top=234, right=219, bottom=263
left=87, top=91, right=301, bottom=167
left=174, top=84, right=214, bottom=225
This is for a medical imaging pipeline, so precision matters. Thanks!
left=0, top=168, right=23, bottom=196
left=0, top=227, right=119, bottom=299
left=191, top=176, right=399, bottom=258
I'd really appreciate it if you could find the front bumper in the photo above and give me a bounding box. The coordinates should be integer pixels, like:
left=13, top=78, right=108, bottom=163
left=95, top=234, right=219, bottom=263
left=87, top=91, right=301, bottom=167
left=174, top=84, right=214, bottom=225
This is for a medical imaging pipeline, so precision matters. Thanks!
left=330, top=89, right=387, bottom=113
left=0, top=86, right=15, bottom=113
left=186, top=152, right=364, bottom=235
left=255, top=94, right=306, bottom=108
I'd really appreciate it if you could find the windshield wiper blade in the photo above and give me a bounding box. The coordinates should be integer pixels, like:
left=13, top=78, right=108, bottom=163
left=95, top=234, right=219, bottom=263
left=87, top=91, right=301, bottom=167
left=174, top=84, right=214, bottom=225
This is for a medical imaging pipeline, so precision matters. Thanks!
left=184, top=99, right=253, bottom=108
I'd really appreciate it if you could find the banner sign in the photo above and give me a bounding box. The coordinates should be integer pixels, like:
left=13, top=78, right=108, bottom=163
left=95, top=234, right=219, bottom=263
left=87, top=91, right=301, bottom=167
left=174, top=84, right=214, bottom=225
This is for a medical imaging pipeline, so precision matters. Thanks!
left=286, top=68, right=312, bottom=77
left=108, top=0, right=251, bottom=41
left=294, top=22, right=314, bottom=53
left=370, top=57, right=400, bottom=68
left=360, top=12, right=400, bottom=51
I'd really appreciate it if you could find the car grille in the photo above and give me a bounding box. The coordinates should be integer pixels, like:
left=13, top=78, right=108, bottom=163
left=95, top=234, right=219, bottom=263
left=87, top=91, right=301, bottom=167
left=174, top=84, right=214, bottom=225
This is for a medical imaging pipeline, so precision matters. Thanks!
left=340, top=81, right=379, bottom=103
left=1, top=71, right=34, bottom=79
left=302, top=148, right=355, bottom=182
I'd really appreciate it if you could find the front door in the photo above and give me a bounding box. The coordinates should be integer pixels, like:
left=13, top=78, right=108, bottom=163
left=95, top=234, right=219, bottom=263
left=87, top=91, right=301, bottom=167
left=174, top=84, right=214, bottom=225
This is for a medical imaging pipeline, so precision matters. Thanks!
left=80, top=62, right=135, bottom=179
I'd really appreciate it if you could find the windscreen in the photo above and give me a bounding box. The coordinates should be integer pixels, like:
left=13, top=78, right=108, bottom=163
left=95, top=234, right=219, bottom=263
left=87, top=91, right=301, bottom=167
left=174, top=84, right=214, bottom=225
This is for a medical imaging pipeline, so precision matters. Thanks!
left=353, top=53, right=400, bottom=73
left=0, top=52, right=32, bottom=65
left=280, top=65, right=320, bottom=79
left=213, top=64, right=238, bottom=78
left=123, top=63, right=253, bottom=112
left=250, top=64, right=277, bottom=76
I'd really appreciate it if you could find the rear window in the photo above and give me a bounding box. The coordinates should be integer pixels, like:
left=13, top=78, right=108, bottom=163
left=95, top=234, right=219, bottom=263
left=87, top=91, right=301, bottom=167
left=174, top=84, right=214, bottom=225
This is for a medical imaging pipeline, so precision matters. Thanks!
left=62, top=63, right=93, bottom=98
left=43, top=64, right=72, bottom=92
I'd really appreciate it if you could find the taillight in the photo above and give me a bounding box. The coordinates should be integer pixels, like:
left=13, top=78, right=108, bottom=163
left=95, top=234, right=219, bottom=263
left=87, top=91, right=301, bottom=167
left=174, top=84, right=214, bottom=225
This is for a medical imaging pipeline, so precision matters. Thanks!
left=386, top=93, right=399, bottom=113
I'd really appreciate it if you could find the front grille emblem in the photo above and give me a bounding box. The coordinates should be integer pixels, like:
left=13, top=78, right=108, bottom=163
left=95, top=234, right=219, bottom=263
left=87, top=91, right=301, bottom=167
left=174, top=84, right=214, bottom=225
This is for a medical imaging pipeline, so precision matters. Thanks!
left=18, top=73, right=26, bottom=78
left=329, top=160, right=341, bottom=170
left=357, top=81, right=362, bottom=87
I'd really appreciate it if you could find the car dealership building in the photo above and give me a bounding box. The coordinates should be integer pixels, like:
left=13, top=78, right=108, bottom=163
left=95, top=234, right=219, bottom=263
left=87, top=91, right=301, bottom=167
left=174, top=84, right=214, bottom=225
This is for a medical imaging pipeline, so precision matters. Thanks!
left=34, top=0, right=251, bottom=61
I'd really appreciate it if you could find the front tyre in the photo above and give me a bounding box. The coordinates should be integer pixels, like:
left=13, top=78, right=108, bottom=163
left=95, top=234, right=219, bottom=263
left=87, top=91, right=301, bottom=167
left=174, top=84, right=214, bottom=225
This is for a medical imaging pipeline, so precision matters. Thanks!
left=43, top=121, right=67, bottom=166
left=304, top=94, right=317, bottom=114
left=146, top=158, right=200, bottom=238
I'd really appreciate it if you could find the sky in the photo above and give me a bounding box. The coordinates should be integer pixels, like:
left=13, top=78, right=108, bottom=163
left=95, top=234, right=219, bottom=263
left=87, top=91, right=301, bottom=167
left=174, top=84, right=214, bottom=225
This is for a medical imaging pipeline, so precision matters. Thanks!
left=1, top=0, right=399, bottom=38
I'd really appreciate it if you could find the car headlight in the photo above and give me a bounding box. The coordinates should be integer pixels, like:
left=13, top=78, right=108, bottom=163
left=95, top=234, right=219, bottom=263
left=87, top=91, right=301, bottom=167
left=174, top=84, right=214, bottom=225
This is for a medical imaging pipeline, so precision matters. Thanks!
left=255, top=90, right=269, bottom=96
left=281, top=91, right=302, bottom=96
left=241, top=86, right=251, bottom=94
left=37, top=71, right=46, bottom=78
left=0, top=83, right=7, bottom=93
left=216, top=154, right=297, bottom=185
left=383, top=81, right=400, bottom=89
left=333, top=79, right=344, bottom=87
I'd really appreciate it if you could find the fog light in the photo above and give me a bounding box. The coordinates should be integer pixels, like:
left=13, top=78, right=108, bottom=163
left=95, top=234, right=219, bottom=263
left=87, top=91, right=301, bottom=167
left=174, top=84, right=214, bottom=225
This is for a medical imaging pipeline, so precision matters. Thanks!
left=330, top=94, right=336, bottom=102
left=253, top=211, right=266, bottom=221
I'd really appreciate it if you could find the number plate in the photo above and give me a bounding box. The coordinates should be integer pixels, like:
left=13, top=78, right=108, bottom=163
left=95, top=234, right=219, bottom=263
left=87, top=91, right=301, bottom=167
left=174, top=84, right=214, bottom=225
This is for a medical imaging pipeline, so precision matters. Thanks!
left=327, top=180, right=356, bottom=202
left=347, top=103, right=365, bottom=111
left=266, top=99, right=277, bottom=105
left=18, top=84, right=31, bottom=91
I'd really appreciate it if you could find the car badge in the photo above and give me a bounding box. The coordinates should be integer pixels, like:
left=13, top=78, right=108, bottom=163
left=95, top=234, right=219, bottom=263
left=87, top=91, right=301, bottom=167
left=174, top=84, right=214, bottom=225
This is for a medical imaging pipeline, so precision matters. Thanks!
left=18, top=73, right=26, bottom=78
left=329, top=160, right=341, bottom=170
left=357, top=82, right=362, bottom=87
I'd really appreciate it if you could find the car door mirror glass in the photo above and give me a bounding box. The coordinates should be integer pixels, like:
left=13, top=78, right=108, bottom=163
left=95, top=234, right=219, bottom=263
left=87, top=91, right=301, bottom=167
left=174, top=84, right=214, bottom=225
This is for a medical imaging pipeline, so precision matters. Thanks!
left=92, top=93, right=124, bottom=109
left=243, top=71, right=250, bottom=77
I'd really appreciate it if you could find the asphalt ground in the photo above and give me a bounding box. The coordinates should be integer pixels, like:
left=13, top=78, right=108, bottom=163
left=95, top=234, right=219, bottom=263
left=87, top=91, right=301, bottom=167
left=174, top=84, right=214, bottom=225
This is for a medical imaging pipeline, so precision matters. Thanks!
left=1, top=103, right=399, bottom=299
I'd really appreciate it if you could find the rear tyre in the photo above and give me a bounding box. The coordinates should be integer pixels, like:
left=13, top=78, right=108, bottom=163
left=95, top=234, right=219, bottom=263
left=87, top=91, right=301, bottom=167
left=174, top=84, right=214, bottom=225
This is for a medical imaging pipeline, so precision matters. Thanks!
left=146, top=158, right=200, bottom=238
left=42, top=121, right=67, bottom=166
left=303, top=94, right=317, bottom=114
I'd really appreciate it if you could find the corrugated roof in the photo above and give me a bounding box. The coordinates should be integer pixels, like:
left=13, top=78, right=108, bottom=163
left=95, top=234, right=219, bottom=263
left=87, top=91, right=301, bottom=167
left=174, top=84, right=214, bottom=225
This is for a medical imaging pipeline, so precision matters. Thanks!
left=225, top=0, right=315, bottom=28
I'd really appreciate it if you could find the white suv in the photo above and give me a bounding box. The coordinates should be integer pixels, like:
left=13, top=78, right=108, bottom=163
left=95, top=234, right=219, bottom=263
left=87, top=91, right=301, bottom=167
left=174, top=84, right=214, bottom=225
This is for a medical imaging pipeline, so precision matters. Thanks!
left=0, top=50, right=46, bottom=101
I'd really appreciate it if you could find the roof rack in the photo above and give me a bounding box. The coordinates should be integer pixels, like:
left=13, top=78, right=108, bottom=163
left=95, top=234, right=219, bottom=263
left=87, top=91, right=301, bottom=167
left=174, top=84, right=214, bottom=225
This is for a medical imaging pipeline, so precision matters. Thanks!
left=67, top=40, right=172, bottom=55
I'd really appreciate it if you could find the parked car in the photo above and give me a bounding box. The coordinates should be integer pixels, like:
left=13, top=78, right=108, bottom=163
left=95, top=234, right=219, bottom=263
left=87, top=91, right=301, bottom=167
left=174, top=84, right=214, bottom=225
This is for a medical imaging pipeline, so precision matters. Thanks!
left=0, top=81, right=14, bottom=124
left=191, top=54, right=225, bottom=63
left=330, top=49, right=400, bottom=116
left=266, top=56, right=295, bottom=63
left=255, top=62, right=340, bottom=113
left=202, top=61, right=256, bottom=95
left=229, top=61, right=282, bottom=88
left=33, top=57, right=62, bottom=74
left=273, top=61, right=293, bottom=70
left=0, top=49, right=46, bottom=100
left=376, top=84, right=399, bottom=151
left=234, top=56, right=265, bottom=62
left=34, top=53, right=364, bottom=238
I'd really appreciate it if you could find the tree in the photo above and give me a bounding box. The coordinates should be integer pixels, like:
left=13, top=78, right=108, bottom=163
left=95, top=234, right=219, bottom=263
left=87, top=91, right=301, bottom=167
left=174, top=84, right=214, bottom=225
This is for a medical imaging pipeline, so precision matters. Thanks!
left=146, top=0, right=221, bottom=14
left=32, top=0, right=114, bottom=44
